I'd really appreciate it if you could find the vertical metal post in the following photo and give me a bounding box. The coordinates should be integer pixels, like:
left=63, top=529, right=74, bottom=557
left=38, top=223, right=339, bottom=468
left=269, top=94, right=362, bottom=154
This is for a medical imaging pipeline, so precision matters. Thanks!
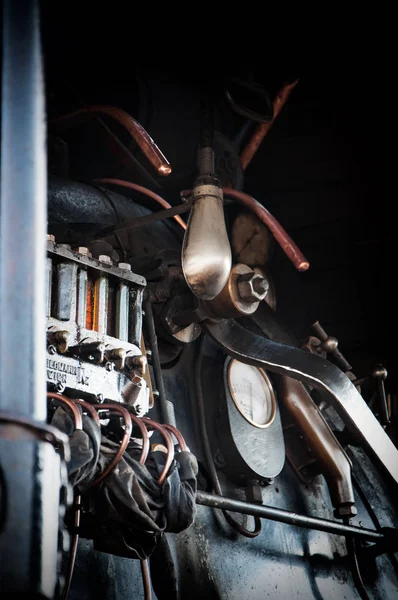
left=0, top=0, right=47, bottom=420
left=0, top=2, right=62, bottom=597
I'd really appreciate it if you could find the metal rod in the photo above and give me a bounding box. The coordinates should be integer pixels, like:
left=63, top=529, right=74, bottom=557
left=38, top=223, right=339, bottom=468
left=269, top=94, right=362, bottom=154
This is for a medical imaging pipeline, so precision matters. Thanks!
left=196, top=491, right=387, bottom=542
left=88, top=202, right=191, bottom=242
left=240, top=80, right=299, bottom=171
left=311, top=320, right=352, bottom=372
left=144, top=299, right=172, bottom=425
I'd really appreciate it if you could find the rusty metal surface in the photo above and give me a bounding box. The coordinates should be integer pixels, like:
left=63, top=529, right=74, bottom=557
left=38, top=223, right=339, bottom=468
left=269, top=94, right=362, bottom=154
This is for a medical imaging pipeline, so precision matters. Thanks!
left=240, top=80, right=299, bottom=171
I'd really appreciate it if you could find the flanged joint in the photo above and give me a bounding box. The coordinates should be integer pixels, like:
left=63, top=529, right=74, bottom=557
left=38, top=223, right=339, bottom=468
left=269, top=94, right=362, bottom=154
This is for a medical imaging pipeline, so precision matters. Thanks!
left=237, top=271, right=269, bottom=303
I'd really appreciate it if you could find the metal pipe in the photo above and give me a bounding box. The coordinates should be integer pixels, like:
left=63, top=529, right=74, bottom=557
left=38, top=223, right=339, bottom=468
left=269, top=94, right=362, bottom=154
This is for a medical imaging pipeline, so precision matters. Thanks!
left=51, top=105, right=172, bottom=176
left=72, top=399, right=101, bottom=426
left=95, top=178, right=186, bottom=230
left=276, top=377, right=356, bottom=517
left=162, top=423, right=188, bottom=451
left=222, top=188, right=309, bottom=272
left=47, top=392, right=83, bottom=430
left=140, top=558, right=152, bottom=600
left=240, top=80, right=299, bottom=171
left=141, top=418, right=175, bottom=485
left=0, top=0, right=47, bottom=420
left=88, top=404, right=133, bottom=487
left=196, top=491, right=387, bottom=543
left=0, top=4, right=62, bottom=595
left=143, top=299, right=173, bottom=425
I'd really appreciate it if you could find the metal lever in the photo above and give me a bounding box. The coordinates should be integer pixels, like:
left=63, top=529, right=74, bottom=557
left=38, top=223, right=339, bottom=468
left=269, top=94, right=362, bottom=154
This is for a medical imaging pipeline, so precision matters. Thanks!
left=205, top=319, right=398, bottom=485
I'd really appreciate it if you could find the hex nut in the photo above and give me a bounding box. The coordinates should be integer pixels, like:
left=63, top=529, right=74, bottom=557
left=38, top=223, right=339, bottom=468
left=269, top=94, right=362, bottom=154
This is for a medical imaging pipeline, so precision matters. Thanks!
left=73, top=246, right=91, bottom=256
left=237, top=272, right=269, bottom=303
left=118, top=262, right=132, bottom=271
left=98, top=254, right=113, bottom=265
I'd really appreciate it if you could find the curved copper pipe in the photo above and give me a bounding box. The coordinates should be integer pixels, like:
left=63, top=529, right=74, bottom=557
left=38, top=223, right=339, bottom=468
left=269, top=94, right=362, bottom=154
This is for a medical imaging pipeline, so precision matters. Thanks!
left=51, top=105, right=172, bottom=176
left=240, top=80, right=299, bottom=171
left=222, top=188, right=309, bottom=272
left=161, top=423, right=188, bottom=452
left=95, top=178, right=186, bottom=230
left=141, top=417, right=175, bottom=485
left=72, top=399, right=101, bottom=426
left=47, top=392, right=83, bottom=430
left=130, top=413, right=150, bottom=465
left=88, top=403, right=133, bottom=487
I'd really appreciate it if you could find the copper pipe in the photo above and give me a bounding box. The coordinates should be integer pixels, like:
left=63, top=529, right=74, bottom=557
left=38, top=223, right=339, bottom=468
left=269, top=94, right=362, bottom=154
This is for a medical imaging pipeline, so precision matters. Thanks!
left=141, top=417, right=175, bottom=485
left=88, top=403, right=133, bottom=487
left=94, top=177, right=186, bottom=230
left=140, top=558, right=152, bottom=600
left=47, top=392, right=83, bottom=430
left=51, top=105, right=172, bottom=176
left=240, top=80, right=299, bottom=171
left=222, top=188, right=309, bottom=272
left=72, top=399, right=101, bottom=426
left=275, top=377, right=355, bottom=517
left=130, top=413, right=150, bottom=465
left=162, top=423, right=188, bottom=451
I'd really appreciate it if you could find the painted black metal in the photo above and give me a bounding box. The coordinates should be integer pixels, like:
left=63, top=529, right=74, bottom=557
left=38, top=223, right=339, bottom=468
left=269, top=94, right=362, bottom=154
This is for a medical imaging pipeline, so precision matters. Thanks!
left=0, top=3, right=65, bottom=596
left=205, top=319, right=398, bottom=486
left=195, top=491, right=387, bottom=543
left=143, top=298, right=173, bottom=425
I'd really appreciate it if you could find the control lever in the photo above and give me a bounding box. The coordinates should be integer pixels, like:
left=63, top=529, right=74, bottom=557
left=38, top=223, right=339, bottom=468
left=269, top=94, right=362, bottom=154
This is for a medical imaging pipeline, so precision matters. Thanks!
left=204, top=319, right=398, bottom=486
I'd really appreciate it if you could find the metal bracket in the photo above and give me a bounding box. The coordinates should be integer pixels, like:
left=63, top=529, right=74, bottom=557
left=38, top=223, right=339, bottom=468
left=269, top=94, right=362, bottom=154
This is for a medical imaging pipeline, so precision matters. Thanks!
left=204, top=319, right=398, bottom=486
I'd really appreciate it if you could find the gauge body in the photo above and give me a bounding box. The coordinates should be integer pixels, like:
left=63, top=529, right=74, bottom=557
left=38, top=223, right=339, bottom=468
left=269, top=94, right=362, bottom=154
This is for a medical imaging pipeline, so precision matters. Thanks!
left=202, top=352, right=285, bottom=485
left=228, top=360, right=276, bottom=428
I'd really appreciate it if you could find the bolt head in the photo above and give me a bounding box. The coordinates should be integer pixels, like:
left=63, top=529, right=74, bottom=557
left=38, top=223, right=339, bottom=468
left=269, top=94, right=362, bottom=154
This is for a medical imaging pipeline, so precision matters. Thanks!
left=118, top=262, right=131, bottom=271
left=47, top=234, right=56, bottom=242
left=74, top=246, right=91, bottom=256
left=334, top=504, right=358, bottom=518
left=237, top=272, right=269, bottom=303
left=98, top=254, right=113, bottom=265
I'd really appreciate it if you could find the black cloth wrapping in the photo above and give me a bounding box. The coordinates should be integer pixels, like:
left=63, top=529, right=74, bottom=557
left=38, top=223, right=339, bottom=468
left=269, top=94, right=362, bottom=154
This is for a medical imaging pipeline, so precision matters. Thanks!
left=50, top=406, right=198, bottom=559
